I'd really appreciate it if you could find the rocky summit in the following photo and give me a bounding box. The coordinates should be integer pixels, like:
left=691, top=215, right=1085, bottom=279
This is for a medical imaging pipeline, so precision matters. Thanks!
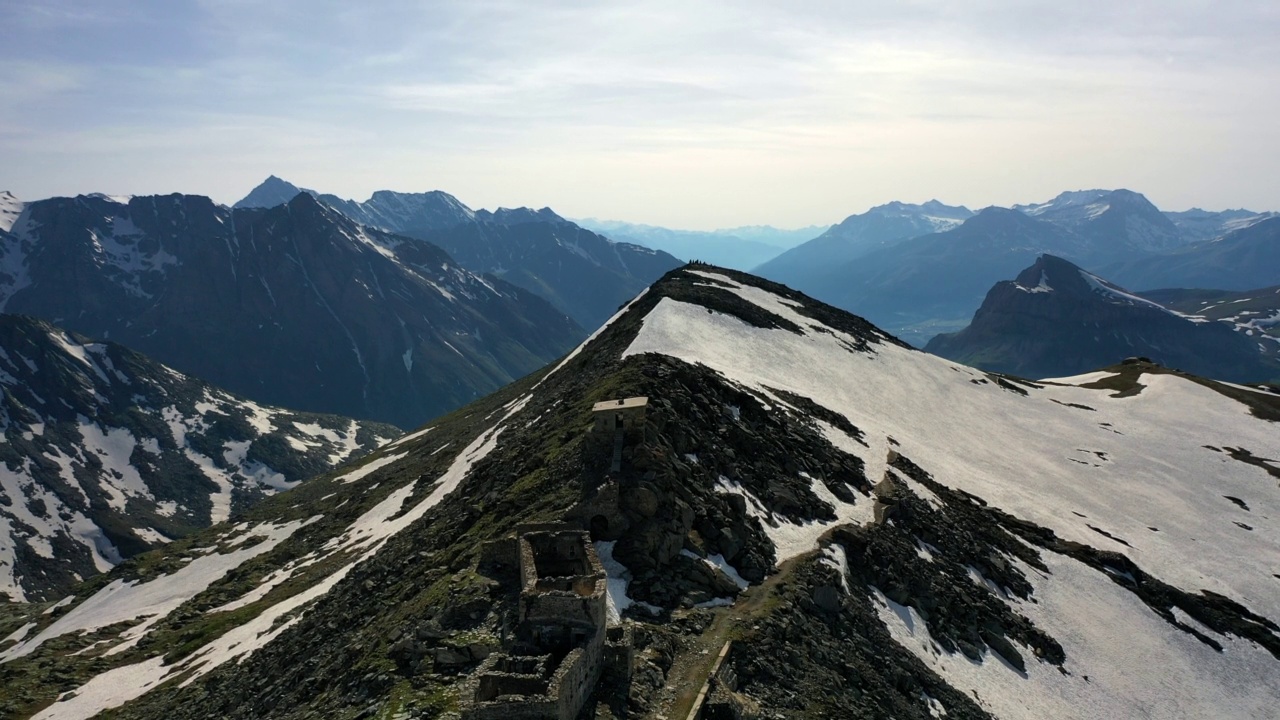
left=926, top=254, right=1280, bottom=383
left=1, top=265, right=1278, bottom=720
left=0, top=314, right=401, bottom=604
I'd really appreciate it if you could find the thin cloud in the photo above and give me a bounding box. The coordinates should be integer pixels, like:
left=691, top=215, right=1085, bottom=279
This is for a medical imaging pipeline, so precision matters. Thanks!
left=0, top=1, right=1276, bottom=226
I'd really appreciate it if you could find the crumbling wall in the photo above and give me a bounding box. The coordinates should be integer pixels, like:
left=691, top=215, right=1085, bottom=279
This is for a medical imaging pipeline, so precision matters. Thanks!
left=523, top=587, right=607, bottom=629
left=550, top=640, right=603, bottom=719
left=463, top=525, right=625, bottom=720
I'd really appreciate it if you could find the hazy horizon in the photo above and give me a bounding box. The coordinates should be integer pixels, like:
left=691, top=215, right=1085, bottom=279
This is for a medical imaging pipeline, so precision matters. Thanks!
left=3, top=1, right=1277, bottom=230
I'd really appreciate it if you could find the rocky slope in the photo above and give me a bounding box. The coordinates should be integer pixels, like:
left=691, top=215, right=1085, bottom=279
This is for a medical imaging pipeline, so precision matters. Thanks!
left=235, top=177, right=683, bottom=330
left=0, top=314, right=400, bottom=603
left=1, top=265, right=1278, bottom=720
left=926, top=255, right=1280, bottom=383
left=0, top=191, right=582, bottom=428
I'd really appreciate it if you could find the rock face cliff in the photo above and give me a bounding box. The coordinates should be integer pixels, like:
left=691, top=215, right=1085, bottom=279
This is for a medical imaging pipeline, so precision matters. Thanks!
left=0, top=314, right=400, bottom=602
left=0, top=192, right=583, bottom=428
left=2, top=265, right=1278, bottom=720
left=927, top=255, right=1280, bottom=383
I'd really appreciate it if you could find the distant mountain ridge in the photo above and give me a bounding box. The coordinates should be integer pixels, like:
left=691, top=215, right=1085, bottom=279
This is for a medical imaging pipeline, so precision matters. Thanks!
left=754, top=199, right=973, bottom=286
left=0, top=314, right=400, bottom=602
left=1016, top=189, right=1184, bottom=255
left=573, top=218, right=827, bottom=271
left=927, top=254, right=1280, bottom=383
left=1104, top=217, right=1280, bottom=292
left=755, top=189, right=1280, bottom=344
left=1162, top=207, right=1278, bottom=243
left=234, top=177, right=682, bottom=329
left=0, top=191, right=583, bottom=428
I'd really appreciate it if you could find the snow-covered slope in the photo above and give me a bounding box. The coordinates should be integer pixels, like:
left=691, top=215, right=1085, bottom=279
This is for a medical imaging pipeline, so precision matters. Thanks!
left=0, top=314, right=400, bottom=602
left=1143, top=285, right=1280, bottom=363
left=2, top=265, right=1277, bottom=720
left=0, top=191, right=23, bottom=233
left=621, top=268, right=1280, bottom=718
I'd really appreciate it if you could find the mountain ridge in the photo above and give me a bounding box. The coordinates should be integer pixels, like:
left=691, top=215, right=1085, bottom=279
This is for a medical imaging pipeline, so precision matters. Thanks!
left=233, top=177, right=683, bottom=330
left=0, top=191, right=583, bottom=428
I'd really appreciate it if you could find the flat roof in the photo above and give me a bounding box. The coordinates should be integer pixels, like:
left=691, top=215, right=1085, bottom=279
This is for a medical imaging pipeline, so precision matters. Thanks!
left=592, top=396, right=649, bottom=413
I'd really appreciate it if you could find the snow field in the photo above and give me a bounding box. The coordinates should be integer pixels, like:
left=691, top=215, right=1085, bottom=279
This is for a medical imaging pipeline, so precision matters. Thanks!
left=623, top=270, right=1280, bottom=717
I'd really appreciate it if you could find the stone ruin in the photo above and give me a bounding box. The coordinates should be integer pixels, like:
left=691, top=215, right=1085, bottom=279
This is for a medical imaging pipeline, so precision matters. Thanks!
left=463, top=525, right=632, bottom=720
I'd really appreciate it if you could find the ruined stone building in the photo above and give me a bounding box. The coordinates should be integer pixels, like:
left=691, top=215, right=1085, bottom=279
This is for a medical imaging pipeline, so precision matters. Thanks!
left=463, top=526, right=632, bottom=720
left=592, top=396, right=648, bottom=473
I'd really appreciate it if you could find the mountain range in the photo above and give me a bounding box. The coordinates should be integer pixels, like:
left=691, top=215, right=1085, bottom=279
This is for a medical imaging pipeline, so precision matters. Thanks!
left=755, top=190, right=1280, bottom=346
left=1104, top=216, right=1280, bottom=292
left=0, top=191, right=583, bottom=428
left=573, top=218, right=827, bottom=271
left=0, top=314, right=399, bottom=603
left=755, top=199, right=973, bottom=285
left=926, top=255, right=1280, bottom=383
left=234, top=177, right=683, bottom=330
left=2, top=265, right=1277, bottom=719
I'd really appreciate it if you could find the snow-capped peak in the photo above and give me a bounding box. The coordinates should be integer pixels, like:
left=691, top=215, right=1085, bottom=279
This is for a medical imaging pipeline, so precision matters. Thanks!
left=1015, top=189, right=1114, bottom=216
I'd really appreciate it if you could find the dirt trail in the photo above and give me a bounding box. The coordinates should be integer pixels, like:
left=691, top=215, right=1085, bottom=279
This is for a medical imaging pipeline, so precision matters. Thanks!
left=649, top=547, right=821, bottom=720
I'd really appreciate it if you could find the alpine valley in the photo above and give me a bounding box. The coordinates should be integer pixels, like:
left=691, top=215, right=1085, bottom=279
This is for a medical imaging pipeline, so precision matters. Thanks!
left=2, top=265, right=1277, bottom=720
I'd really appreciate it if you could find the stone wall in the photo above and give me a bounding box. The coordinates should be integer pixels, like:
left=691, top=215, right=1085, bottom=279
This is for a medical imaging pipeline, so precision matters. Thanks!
left=523, top=587, right=607, bottom=630
left=550, top=637, right=603, bottom=719
left=462, top=525, right=625, bottom=720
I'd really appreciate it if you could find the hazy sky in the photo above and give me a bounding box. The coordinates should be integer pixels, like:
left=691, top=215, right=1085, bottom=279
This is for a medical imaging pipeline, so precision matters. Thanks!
left=2, top=1, right=1277, bottom=228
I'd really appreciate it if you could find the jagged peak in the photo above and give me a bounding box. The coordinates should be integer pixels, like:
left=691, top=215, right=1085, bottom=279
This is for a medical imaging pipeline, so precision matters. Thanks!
left=474, top=206, right=566, bottom=225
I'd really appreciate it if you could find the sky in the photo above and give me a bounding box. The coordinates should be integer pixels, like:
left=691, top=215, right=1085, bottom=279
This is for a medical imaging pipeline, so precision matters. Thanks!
left=1, top=0, right=1277, bottom=229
